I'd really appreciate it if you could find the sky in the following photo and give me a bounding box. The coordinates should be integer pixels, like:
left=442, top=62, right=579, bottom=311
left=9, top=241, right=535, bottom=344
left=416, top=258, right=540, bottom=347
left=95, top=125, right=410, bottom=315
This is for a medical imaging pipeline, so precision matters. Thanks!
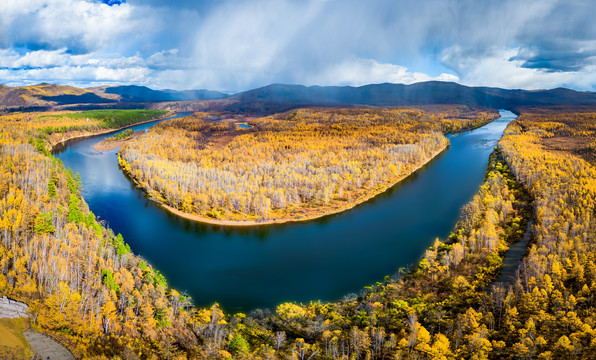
left=0, top=0, right=595, bottom=92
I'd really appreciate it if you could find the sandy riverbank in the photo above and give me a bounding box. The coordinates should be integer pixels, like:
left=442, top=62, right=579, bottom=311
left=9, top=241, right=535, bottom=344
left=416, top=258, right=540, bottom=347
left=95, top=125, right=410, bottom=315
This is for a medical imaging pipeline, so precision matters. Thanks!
left=92, top=129, right=147, bottom=152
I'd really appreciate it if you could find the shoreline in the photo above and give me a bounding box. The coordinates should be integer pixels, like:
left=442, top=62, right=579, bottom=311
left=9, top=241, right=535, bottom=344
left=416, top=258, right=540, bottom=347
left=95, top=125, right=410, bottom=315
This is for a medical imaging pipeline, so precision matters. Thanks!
left=150, top=144, right=448, bottom=227
left=50, top=112, right=175, bottom=152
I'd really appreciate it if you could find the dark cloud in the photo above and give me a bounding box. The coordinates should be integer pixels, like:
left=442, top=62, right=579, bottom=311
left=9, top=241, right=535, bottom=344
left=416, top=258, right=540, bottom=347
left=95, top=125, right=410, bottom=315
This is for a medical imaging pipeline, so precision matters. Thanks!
left=508, top=0, right=596, bottom=72
left=512, top=48, right=596, bottom=72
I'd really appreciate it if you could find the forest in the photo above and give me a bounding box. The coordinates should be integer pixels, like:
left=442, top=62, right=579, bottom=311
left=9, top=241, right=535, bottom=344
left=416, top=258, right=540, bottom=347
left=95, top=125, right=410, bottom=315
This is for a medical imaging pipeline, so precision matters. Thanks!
left=36, top=110, right=168, bottom=134
left=0, top=106, right=595, bottom=359
left=119, top=107, right=497, bottom=224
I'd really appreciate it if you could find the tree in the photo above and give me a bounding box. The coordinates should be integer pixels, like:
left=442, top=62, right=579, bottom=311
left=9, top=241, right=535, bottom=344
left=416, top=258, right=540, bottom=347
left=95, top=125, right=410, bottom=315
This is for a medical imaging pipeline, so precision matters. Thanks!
left=47, top=176, right=57, bottom=198
left=34, top=212, right=54, bottom=234
left=229, top=335, right=250, bottom=358
left=67, top=194, right=83, bottom=223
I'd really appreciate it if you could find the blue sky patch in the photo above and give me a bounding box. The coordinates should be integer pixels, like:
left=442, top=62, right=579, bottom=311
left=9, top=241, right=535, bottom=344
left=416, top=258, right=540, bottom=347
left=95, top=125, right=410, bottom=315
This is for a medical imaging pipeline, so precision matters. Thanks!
left=99, top=0, right=125, bottom=5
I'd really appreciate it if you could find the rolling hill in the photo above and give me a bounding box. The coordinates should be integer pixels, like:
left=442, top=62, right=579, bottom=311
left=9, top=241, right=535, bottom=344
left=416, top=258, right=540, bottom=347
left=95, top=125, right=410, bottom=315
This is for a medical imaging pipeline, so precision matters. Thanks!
left=0, top=84, right=228, bottom=110
left=0, top=83, right=118, bottom=108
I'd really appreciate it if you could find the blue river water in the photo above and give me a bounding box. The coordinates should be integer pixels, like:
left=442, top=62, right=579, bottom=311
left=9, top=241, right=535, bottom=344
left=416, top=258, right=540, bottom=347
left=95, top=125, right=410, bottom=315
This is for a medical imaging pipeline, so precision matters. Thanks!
left=54, top=110, right=516, bottom=312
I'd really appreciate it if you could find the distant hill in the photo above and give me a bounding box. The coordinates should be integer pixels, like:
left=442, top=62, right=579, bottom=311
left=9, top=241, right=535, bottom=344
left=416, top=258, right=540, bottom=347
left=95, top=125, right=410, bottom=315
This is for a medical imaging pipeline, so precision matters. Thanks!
left=0, top=83, right=118, bottom=108
left=98, top=85, right=228, bottom=102
left=0, top=84, right=227, bottom=111
left=230, top=82, right=596, bottom=110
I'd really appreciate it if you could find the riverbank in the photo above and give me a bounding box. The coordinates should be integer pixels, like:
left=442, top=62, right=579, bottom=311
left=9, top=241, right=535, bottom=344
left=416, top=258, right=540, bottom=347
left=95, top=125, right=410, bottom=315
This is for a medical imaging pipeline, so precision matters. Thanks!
left=148, top=144, right=449, bottom=227
left=49, top=112, right=174, bottom=152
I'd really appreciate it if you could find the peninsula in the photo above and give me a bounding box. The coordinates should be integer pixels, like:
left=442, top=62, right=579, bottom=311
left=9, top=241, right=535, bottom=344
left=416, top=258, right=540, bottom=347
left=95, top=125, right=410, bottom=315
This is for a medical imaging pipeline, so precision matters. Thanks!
left=119, top=106, right=498, bottom=225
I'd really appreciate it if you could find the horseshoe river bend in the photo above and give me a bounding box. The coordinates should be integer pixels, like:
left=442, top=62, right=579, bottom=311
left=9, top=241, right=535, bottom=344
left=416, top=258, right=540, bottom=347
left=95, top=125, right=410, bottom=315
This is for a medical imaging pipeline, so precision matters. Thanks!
left=54, top=110, right=516, bottom=312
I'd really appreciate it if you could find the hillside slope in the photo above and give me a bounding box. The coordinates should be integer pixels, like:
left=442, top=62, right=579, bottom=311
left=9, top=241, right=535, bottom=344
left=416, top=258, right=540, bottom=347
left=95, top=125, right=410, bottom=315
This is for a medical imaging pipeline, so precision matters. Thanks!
left=0, top=84, right=118, bottom=108
left=95, top=85, right=228, bottom=102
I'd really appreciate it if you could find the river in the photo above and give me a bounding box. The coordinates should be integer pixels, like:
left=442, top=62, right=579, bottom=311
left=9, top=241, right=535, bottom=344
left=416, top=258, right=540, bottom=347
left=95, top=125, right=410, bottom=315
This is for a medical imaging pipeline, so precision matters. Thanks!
left=54, top=110, right=516, bottom=312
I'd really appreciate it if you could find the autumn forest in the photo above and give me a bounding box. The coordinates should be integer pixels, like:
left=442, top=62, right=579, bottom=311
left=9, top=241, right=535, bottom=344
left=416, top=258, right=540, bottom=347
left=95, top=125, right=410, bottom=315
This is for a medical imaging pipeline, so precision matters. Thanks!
left=0, top=94, right=594, bottom=360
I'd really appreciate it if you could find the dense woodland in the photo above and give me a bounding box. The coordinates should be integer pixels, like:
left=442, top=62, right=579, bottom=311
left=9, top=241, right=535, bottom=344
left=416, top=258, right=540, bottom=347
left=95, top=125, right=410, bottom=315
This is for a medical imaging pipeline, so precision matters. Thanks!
left=0, top=111, right=205, bottom=358
left=1, top=107, right=596, bottom=359
left=36, top=110, right=168, bottom=135
left=119, top=107, right=497, bottom=222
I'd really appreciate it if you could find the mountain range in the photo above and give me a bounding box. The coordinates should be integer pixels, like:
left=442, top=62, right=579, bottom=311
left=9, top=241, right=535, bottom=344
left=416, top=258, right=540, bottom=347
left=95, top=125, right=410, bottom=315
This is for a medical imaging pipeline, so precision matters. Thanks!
left=2, top=81, right=596, bottom=112
left=229, top=82, right=596, bottom=109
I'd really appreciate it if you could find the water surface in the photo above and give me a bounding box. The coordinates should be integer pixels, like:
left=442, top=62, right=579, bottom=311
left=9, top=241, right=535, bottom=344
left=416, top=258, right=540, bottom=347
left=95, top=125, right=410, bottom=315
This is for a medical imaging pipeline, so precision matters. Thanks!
left=55, top=110, right=516, bottom=311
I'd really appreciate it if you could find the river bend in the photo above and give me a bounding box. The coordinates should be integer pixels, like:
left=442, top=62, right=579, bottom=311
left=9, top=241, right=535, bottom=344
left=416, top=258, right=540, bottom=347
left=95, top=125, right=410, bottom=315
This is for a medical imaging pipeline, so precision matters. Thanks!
left=54, top=110, right=516, bottom=311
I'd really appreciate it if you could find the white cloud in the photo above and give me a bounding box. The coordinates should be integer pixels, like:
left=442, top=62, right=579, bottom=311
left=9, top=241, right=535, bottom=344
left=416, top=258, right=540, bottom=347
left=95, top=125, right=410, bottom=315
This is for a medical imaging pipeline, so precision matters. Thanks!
left=0, top=66, right=151, bottom=87
left=146, top=49, right=193, bottom=70
left=1, top=0, right=142, bottom=53
left=442, top=46, right=596, bottom=91
left=306, top=58, right=459, bottom=87
left=0, top=0, right=203, bottom=88
left=0, top=49, right=70, bottom=68
left=0, top=48, right=146, bottom=69
left=0, top=50, right=20, bottom=68
left=0, top=49, right=153, bottom=86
